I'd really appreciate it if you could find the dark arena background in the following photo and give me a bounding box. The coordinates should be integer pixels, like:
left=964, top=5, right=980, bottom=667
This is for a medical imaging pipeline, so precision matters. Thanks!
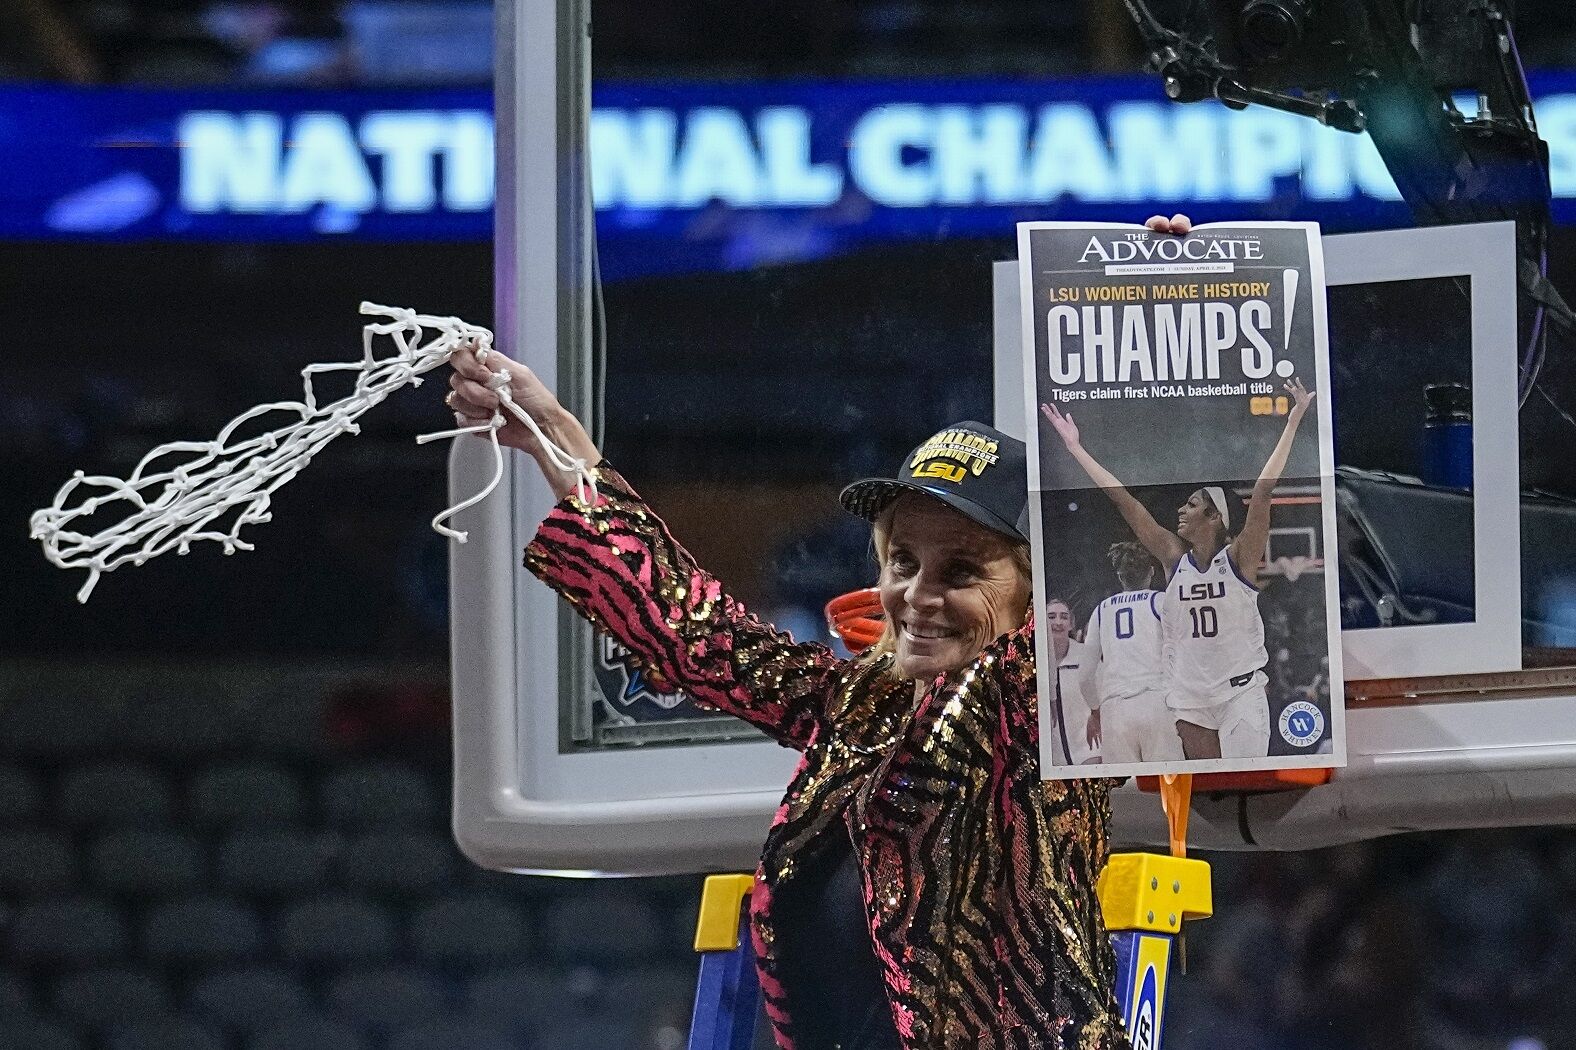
left=5, top=1, right=1576, bottom=1048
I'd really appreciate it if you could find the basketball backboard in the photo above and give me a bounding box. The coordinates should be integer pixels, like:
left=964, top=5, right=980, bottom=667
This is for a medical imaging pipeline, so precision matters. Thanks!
left=453, top=0, right=1576, bottom=874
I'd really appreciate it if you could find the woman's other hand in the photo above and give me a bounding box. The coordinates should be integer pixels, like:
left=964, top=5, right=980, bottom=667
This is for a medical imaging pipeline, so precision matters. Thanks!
left=1144, top=213, right=1193, bottom=235
left=446, top=337, right=602, bottom=500
left=1285, top=376, right=1315, bottom=421
left=1040, top=403, right=1081, bottom=450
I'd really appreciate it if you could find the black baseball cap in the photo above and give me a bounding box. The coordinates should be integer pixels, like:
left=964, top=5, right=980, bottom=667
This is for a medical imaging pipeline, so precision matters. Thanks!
left=839, top=421, right=1030, bottom=544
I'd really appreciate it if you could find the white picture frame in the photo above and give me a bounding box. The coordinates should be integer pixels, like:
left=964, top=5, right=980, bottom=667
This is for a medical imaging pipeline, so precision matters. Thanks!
left=994, top=220, right=1522, bottom=682
left=1321, top=222, right=1522, bottom=679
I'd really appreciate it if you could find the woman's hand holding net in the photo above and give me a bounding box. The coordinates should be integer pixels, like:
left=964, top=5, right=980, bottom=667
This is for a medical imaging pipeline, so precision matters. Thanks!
left=30, top=303, right=596, bottom=602
left=443, top=339, right=601, bottom=501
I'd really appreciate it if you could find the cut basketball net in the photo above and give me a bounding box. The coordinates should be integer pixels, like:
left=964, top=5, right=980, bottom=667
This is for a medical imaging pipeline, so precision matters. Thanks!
left=29, top=303, right=596, bottom=603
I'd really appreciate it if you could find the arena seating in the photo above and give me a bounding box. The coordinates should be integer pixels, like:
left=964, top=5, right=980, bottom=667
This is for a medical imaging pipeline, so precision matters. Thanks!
left=3, top=664, right=1569, bottom=1050
left=0, top=671, right=698, bottom=1050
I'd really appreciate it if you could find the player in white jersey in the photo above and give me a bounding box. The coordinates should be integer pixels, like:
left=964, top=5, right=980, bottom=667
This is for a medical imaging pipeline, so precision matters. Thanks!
left=1043, top=376, right=1315, bottom=760
left=1044, top=597, right=1099, bottom=767
left=1161, top=531, right=1271, bottom=751
left=1079, top=542, right=1184, bottom=764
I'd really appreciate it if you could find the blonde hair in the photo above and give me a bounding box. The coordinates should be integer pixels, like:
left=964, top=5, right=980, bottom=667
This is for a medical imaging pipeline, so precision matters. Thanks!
left=859, top=496, right=1034, bottom=672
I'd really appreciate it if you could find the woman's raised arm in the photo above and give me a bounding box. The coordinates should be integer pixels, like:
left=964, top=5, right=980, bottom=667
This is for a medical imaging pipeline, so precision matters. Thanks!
left=1041, top=404, right=1187, bottom=570
left=446, top=344, right=841, bottom=750
left=1232, top=377, right=1315, bottom=587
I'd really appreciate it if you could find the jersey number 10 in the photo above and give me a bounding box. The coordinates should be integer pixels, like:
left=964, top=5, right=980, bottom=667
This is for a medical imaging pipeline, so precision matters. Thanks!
left=1189, top=605, right=1219, bottom=638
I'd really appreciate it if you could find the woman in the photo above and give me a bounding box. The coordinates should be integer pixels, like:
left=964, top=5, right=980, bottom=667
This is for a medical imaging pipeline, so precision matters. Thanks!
left=1044, top=596, right=1098, bottom=767
left=1041, top=370, right=1315, bottom=762
left=442, top=331, right=1163, bottom=1044
left=441, top=214, right=1209, bottom=1050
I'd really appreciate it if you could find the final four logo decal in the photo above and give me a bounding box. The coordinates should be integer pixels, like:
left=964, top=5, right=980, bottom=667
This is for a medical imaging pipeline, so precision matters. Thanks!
left=595, top=633, right=687, bottom=711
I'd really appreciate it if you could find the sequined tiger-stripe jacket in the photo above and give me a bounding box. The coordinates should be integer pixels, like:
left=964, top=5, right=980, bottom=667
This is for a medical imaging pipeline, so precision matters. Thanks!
left=524, top=467, right=1129, bottom=1050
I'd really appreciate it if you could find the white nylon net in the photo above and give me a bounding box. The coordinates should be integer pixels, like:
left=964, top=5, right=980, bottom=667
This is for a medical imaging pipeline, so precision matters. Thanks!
left=29, top=302, right=595, bottom=603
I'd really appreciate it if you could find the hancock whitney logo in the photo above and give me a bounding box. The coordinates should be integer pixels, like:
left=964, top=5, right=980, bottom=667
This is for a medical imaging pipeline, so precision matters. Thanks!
left=594, top=633, right=686, bottom=710
left=1278, top=700, right=1325, bottom=748
left=908, top=428, right=1000, bottom=485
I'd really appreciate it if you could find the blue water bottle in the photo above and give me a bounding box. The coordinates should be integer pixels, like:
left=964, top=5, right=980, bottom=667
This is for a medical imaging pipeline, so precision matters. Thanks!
left=1420, top=382, right=1472, bottom=489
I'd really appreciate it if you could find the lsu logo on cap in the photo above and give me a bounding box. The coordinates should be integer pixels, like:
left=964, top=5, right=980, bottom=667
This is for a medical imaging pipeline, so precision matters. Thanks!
left=909, top=428, right=1000, bottom=485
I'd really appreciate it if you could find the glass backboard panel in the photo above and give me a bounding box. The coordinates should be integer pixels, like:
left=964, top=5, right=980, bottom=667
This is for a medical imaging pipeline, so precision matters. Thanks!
left=1327, top=276, right=1476, bottom=630
left=572, top=243, right=1002, bottom=749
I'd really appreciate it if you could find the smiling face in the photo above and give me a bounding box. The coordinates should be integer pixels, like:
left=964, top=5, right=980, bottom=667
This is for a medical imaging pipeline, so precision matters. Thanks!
left=1044, top=599, right=1073, bottom=640
left=1176, top=489, right=1225, bottom=548
left=877, top=495, right=1031, bottom=682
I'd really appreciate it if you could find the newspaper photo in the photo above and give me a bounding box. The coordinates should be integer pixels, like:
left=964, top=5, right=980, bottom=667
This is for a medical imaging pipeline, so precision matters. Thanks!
left=1017, top=221, right=1345, bottom=781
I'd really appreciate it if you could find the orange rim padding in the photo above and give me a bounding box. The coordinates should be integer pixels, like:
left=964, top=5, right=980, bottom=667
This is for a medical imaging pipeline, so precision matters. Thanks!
left=826, top=588, right=883, bottom=652
left=1136, top=767, right=1333, bottom=795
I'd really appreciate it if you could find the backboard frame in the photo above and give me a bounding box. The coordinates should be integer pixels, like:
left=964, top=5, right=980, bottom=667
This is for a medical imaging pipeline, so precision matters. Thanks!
left=1321, top=222, right=1521, bottom=679
left=451, top=0, right=794, bottom=877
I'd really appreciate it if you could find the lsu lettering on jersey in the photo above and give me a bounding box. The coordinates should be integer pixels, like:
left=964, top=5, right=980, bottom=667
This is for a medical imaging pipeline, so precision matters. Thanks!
left=1163, top=548, right=1267, bottom=710
left=1087, top=590, right=1163, bottom=705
